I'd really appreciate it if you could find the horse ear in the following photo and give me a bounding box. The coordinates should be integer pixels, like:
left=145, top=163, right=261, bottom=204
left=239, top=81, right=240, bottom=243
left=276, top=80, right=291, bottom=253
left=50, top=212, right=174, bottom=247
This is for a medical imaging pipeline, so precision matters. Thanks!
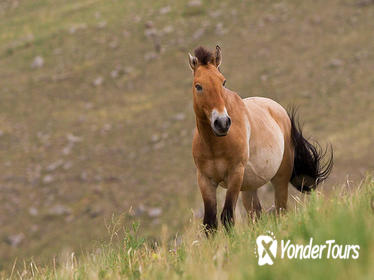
left=188, top=53, right=198, bottom=71
left=214, top=45, right=222, bottom=68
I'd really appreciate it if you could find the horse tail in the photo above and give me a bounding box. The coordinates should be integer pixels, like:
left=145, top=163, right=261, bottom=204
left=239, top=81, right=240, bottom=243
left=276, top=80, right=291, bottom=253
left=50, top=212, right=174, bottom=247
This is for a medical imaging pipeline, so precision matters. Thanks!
left=288, top=108, right=333, bottom=192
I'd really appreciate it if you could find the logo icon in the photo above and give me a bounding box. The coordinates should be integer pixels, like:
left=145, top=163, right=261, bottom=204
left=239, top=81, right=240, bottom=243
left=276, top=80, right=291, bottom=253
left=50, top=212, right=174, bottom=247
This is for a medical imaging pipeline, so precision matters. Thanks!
left=256, top=231, right=277, bottom=266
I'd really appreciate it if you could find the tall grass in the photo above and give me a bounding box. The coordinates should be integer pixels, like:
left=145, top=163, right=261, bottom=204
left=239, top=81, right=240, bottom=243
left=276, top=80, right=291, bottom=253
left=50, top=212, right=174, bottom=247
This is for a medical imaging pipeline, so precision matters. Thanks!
left=3, top=178, right=374, bottom=279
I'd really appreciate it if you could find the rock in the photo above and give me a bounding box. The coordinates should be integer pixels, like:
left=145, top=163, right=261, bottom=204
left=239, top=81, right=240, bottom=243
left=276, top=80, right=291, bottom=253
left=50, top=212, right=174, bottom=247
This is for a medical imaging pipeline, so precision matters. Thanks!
left=94, top=175, right=103, bottom=182
left=62, top=143, right=73, bottom=155
left=151, top=134, right=160, bottom=143
left=148, top=207, right=162, bottom=217
left=310, top=16, right=322, bottom=25
left=92, top=76, right=104, bottom=87
left=194, top=207, right=204, bottom=219
left=162, top=25, right=174, bottom=34
left=111, top=69, right=119, bottom=78
left=355, top=0, right=374, bottom=7
left=124, top=66, right=134, bottom=74
left=161, top=121, right=170, bottom=129
left=80, top=171, right=88, bottom=181
left=6, top=233, right=25, bottom=247
left=65, top=215, right=74, bottom=223
left=145, top=21, right=154, bottom=29
left=109, top=39, right=118, bottom=49
left=210, top=10, right=222, bottom=18
left=159, top=6, right=171, bottom=15
left=111, top=66, right=125, bottom=78
left=151, top=218, right=160, bottom=226
left=67, top=133, right=82, bottom=143
left=97, top=21, right=107, bottom=28
left=31, top=56, right=44, bottom=68
left=102, top=123, right=112, bottom=132
left=180, top=129, right=188, bottom=137
left=85, top=102, right=93, bottom=109
left=215, top=22, right=227, bottom=35
left=53, top=48, right=62, bottom=55
left=193, top=28, right=205, bottom=40
left=144, top=28, right=157, bottom=38
left=69, top=23, right=87, bottom=34
left=329, top=58, right=344, bottom=68
left=85, top=206, right=102, bottom=218
left=123, top=30, right=130, bottom=38
left=153, top=141, right=165, bottom=150
left=48, top=205, right=71, bottom=216
left=31, top=225, right=39, bottom=232
left=133, top=16, right=141, bottom=23
left=144, top=52, right=157, bottom=61
left=173, top=112, right=186, bottom=121
left=128, top=152, right=137, bottom=160
left=43, top=174, right=54, bottom=184
left=46, top=159, right=64, bottom=171
left=188, top=0, right=202, bottom=7
left=29, top=207, right=38, bottom=216
left=354, top=50, right=368, bottom=61
left=130, top=204, right=146, bottom=217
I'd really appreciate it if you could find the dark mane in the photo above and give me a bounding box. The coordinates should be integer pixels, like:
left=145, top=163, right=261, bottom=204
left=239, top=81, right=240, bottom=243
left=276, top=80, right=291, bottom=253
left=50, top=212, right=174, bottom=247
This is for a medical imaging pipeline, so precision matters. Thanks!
left=194, top=46, right=213, bottom=65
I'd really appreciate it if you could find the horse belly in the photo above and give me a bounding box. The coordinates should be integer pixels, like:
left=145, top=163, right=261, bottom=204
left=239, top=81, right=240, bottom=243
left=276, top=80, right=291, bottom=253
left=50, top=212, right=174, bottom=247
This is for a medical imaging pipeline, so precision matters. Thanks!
left=241, top=130, right=284, bottom=191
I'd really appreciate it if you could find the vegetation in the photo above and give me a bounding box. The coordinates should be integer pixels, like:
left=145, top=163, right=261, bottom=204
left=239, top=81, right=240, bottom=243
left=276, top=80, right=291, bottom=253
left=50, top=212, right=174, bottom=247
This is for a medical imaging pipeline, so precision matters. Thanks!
left=2, top=178, right=373, bottom=279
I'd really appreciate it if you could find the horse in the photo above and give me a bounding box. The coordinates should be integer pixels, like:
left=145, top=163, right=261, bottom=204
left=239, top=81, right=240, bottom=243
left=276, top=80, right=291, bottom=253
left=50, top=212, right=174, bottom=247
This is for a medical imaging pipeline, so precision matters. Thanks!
left=188, top=45, right=333, bottom=232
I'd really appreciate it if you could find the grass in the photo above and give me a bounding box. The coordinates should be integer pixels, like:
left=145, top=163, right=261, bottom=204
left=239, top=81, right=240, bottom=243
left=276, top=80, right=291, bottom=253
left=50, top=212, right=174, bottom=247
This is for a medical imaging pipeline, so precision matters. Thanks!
left=2, top=177, right=373, bottom=279
left=1, top=0, right=374, bottom=271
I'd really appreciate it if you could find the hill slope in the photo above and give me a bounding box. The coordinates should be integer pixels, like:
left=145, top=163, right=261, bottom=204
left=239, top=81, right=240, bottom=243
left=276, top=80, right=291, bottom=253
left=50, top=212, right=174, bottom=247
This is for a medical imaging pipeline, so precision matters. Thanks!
left=0, top=0, right=374, bottom=269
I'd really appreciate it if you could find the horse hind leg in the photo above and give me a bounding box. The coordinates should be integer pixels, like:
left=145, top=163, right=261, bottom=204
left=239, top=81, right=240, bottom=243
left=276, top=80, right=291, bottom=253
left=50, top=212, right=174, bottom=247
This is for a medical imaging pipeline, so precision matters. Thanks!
left=241, top=190, right=262, bottom=221
left=271, top=177, right=288, bottom=214
left=271, top=136, right=294, bottom=214
left=271, top=160, right=292, bottom=213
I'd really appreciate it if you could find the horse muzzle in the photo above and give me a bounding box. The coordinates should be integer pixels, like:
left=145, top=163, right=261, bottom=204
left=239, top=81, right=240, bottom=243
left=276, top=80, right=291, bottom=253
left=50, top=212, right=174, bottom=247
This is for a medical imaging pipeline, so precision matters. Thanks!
left=212, top=115, right=231, bottom=137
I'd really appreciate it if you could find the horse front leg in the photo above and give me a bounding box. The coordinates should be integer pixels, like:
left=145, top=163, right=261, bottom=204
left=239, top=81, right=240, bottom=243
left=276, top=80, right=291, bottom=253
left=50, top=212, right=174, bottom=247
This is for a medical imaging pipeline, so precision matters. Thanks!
left=197, top=170, right=218, bottom=235
left=221, top=164, right=245, bottom=231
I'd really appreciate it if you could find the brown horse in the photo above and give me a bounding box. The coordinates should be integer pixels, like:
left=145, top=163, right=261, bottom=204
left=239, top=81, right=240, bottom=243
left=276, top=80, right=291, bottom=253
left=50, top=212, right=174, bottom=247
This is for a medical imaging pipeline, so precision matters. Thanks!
left=188, top=46, right=333, bottom=232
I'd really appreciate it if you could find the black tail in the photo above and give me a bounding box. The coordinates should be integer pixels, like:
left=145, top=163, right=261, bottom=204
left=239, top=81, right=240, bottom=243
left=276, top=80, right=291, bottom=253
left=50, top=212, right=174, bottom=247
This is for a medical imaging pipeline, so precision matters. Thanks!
left=289, top=108, right=333, bottom=192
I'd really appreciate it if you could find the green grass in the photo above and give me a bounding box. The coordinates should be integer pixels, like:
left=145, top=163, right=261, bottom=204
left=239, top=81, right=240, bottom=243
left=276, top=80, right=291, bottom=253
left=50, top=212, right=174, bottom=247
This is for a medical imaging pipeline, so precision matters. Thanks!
left=3, top=178, right=373, bottom=279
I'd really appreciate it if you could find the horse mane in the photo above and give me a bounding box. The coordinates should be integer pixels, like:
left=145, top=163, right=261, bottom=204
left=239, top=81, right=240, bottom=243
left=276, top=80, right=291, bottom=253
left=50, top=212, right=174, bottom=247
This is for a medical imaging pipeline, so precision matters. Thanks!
left=194, top=46, right=213, bottom=65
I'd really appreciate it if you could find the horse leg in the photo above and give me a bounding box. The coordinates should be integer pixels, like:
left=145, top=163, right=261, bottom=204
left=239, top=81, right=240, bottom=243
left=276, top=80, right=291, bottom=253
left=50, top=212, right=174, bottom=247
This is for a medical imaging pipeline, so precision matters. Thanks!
left=241, top=189, right=262, bottom=221
left=221, top=164, right=245, bottom=230
left=271, top=136, right=294, bottom=214
left=271, top=178, right=288, bottom=213
left=197, top=171, right=218, bottom=234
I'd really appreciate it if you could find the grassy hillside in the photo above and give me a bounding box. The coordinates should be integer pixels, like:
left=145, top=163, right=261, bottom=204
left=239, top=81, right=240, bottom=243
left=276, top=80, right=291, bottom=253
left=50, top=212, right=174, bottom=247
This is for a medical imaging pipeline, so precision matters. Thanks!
left=0, top=0, right=374, bottom=271
left=2, top=178, right=373, bottom=279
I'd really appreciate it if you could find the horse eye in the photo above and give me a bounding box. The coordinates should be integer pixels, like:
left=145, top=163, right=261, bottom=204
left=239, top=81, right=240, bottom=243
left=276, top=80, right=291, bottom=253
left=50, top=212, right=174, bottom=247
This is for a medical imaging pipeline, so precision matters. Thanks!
left=195, top=84, right=203, bottom=91
left=223, top=80, right=226, bottom=87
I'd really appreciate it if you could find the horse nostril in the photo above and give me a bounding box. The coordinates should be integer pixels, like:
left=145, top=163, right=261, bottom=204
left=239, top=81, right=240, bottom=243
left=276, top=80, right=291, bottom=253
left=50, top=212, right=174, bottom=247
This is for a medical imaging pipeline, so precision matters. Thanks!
left=214, top=119, right=220, bottom=129
left=226, top=117, right=231, bottom=127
